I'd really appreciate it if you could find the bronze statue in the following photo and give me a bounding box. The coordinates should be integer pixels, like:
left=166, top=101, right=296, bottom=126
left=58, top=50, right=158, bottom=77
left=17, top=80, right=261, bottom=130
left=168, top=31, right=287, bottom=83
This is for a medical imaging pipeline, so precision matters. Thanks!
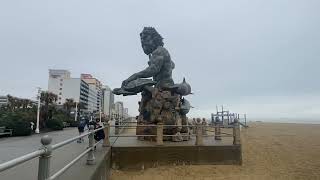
left=113, top=27, right=178, bottom=95
left=113, top=27, right=192, bottom=141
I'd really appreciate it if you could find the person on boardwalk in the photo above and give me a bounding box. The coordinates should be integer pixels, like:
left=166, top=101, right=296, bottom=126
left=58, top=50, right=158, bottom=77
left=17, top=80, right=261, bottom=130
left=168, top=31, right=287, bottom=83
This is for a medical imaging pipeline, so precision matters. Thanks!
left=192, top=118, right=197, bottom=134
left=202, top=118, right=207, bottom=135
left=77, top=118, right=87, bottom=143
left=94, top=119, right=105, bottom=143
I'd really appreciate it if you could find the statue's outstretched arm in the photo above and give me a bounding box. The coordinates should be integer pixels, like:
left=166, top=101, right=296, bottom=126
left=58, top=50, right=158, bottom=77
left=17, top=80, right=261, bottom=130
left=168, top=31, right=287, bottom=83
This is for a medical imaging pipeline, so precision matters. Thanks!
left=122, top=55, right=164, bottom=87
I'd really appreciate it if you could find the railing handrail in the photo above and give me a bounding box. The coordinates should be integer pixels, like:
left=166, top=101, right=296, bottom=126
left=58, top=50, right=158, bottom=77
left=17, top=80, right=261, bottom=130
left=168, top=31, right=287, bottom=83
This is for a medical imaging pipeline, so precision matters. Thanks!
left=0, top=125, right=105, bottom=173
left=110, top=124, right=235, bottom=128
left=0, top=149, right=45, bottom=172
left=0, top=119, right=241, bottom=180
left=48, top=147, right=92, bottom=180
left=52, top=126, right=104, bottom=150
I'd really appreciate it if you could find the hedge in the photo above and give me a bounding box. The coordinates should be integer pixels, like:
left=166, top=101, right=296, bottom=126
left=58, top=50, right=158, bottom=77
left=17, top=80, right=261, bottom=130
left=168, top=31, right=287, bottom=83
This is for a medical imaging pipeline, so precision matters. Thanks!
left=0, top=112, right=32, bottom=136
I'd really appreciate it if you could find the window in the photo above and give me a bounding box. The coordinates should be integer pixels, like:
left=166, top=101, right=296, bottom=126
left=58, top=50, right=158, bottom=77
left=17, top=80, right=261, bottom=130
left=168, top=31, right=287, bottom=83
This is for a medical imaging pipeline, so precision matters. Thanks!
left=59, top=92, right=62, bottom=95
left=59, top=88, right=62, bottom=90
left=60, top=83, right=63, bottom=86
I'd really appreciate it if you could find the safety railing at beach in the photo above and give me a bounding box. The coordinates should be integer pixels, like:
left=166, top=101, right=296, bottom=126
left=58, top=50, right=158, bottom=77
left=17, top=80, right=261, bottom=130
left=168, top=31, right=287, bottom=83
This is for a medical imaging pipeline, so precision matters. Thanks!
left=109, top=120, right=241, bottom=146
left=0, top=124, right=112, bottom=180
left=0, top=119, right=241, bottom=180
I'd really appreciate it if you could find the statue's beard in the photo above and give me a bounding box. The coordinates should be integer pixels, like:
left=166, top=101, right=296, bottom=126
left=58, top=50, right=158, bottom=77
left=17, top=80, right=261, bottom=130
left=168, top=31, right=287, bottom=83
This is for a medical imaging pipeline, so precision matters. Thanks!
left=142, top=45, right=155, bottom=55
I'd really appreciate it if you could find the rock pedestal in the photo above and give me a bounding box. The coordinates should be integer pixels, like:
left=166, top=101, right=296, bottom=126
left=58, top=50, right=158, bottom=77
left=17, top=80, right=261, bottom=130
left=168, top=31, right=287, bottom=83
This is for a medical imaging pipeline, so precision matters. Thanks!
left=136, top=87, right=191, bottom=141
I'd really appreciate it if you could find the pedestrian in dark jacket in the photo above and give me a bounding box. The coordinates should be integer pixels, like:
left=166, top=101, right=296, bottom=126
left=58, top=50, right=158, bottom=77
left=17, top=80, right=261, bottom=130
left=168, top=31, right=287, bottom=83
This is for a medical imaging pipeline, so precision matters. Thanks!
left=77, top=119, right=86, bottom=143
left=94, top=119, right=105, bottom=142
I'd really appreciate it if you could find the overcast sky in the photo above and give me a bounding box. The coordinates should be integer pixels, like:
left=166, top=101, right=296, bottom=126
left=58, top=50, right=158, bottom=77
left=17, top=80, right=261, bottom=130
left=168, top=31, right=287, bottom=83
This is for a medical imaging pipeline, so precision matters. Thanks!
left=1, top=0, right=319, bottom=122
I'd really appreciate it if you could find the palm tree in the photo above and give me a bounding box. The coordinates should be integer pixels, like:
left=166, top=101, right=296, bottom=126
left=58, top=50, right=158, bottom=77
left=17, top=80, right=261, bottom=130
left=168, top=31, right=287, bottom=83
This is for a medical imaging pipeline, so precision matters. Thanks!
left=21, top=99, right=29, bottom=109
left=63, top=98, right=75, bottom=116
left=15, top=98, right=24, bottom=110
left=40, top=91, right=58, bottom=125
left=6, top=95, right=15, bottom=111
left=40, top=91, right=58, bottom=105
left=78, top=102, right=86, bottom=111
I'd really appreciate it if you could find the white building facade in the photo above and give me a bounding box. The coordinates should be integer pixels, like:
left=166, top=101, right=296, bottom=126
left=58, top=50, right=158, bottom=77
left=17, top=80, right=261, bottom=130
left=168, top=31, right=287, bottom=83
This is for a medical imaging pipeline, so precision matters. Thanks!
left=0, top=96, right=8, bottom=107
left=87, top=84, right=98, bottom=113
left=48, top=70, right=111, bottom=114
left=124, top=108, right=129, bottom=118
left=114, top=101, right=124, bottom=119
left=48, top=69, right=89, bottom=111
left=101, top=85, right=114, bottom=118
left=81, top=74, right=102, bottom=114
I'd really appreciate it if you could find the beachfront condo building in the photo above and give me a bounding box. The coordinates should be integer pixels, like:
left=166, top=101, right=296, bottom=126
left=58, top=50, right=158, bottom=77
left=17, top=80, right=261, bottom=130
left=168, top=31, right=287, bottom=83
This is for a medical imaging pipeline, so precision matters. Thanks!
left=101, top=85, right=114, bottom=118
left=48, top=69, right=89, bottom=111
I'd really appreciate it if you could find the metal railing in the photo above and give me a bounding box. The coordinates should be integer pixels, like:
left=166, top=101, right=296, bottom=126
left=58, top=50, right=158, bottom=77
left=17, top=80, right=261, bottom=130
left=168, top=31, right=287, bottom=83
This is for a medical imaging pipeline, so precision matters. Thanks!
left=0, top=120, right=241, bottom=180
left=108, top=120, right=241, bottom=146
left=0, top=124, right=111, bottom=180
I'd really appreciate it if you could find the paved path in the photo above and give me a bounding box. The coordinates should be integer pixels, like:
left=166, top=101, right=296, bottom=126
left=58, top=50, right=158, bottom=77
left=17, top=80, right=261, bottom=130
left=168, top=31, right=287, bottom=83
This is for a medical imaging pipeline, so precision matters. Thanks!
left=0, top=122, right=117, bottom=180
left=0, top=128, right=80, bottom=163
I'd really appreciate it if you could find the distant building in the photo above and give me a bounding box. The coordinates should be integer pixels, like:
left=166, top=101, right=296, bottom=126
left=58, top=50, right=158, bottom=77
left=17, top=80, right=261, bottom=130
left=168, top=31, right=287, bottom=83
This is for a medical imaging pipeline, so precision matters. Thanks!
left=48, top=69, right=71, bottom=104
left=0, top=95, right=36, bottom=108
left=124, top=108, right=129, bottom=118
left=0, top=96, right=8, bottom=107
left=48, top=70, right=105, bottom=114
left=81, top=74, right=102, bottom=113
left=48, top=69, right=89, bottom=111
left=101, top=85, right=114, bottom=118
left=114, top=101, right=124, bottom=119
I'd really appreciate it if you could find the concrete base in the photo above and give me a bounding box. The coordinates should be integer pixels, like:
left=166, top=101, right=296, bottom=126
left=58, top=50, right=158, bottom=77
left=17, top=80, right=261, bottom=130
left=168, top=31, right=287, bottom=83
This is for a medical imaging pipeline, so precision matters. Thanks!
left=112, top=145, right=242, bottom=170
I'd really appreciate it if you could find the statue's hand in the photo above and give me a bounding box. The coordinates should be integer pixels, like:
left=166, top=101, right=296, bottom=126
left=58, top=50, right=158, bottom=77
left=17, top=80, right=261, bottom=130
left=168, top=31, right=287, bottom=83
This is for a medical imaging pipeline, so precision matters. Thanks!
left=121, top=79, right=130, bottom=88
left=121, top=74, right=137, bottom=88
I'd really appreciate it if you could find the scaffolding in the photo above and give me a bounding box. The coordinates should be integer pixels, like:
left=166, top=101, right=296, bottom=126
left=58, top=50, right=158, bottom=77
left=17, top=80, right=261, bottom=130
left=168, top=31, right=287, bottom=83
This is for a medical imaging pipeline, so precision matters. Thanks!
left=211, top=105, right=248, bottom=127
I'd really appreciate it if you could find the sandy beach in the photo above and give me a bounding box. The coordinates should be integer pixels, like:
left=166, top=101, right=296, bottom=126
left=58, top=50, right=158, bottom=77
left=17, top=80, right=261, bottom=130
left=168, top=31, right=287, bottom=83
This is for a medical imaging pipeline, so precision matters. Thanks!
left=111, top=122, right=320, bottom=180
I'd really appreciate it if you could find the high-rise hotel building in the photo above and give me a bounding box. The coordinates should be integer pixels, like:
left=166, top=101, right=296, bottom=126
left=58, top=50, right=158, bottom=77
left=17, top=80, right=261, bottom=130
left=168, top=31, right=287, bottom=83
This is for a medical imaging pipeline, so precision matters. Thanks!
left=48, top=69, right=90, bottom=111
left=48, top=69, right=115, bottom=114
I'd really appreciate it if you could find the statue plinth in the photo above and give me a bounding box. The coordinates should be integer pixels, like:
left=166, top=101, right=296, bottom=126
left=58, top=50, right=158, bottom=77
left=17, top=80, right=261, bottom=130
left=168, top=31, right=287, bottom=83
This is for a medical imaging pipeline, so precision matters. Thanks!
left=136, top=87, right=191, bottom=142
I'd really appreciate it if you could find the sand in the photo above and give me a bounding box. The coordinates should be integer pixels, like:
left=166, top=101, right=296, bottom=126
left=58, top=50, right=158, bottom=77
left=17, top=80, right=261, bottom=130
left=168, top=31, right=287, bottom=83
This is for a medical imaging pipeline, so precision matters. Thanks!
left=111, top=122, right=320, bottom=180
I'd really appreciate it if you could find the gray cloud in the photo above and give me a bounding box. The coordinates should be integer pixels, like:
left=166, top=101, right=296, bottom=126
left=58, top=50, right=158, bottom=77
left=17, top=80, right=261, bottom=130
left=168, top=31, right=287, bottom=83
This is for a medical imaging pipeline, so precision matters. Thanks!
left=1, top=0, right=320, bottom=121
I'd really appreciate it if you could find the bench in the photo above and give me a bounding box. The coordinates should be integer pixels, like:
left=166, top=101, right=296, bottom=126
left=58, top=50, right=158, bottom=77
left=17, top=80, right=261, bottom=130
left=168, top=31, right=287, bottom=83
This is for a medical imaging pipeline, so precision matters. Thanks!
left=0, top=126, right=13, bottom=136
left=63, top=122, right=71, bottom=128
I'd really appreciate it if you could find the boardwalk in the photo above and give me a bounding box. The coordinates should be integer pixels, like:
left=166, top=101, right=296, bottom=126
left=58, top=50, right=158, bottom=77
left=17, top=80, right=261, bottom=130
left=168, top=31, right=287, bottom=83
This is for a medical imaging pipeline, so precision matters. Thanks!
left=113, top=128, right=234, bottom=147
left=0, top=122, right=117, bottom=180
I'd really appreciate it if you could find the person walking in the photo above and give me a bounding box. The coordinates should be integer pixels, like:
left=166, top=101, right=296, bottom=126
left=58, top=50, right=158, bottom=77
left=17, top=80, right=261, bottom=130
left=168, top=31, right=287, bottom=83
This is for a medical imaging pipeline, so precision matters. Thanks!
left=77, top=118, right=86, bottom=143
left=30, top=122, right=35, bottom=132
left=88, top=118, right=105, bottom=150
left=94, top=119, right=105, bottom=142
left=202, top=118, right=207, bottom=135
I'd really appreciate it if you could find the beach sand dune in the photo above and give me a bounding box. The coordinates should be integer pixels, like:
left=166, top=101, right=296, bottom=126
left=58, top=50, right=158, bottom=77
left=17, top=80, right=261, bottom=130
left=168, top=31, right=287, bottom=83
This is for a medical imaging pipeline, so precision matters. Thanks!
left=111, top=123, right=320, bottom=180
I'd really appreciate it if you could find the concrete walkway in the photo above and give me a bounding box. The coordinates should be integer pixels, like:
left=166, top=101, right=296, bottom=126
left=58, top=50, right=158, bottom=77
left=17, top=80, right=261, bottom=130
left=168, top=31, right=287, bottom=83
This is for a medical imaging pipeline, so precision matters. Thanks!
left=0, top=125, right=116, bottom=180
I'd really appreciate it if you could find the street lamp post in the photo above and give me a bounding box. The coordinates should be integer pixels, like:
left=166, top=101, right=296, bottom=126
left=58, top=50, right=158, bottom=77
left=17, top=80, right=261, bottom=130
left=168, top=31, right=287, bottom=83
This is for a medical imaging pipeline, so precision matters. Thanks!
left=35, top=87, right=41, bottom=134
left=74, top=102, right=78, bottom=121
left=99, top=103, right=102, bottom=123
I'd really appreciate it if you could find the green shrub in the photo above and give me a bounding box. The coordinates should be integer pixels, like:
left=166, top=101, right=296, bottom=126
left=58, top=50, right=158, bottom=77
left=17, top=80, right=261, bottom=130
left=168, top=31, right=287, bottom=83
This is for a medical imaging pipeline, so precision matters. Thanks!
left=46, top=118, right=64, bottom=130
left=0, top=112, right=32, bottom=136
left=66, top=119, right=79, bottom=127
left=12, top=119, right=32, bottom=136
left=53, top=111, right=78, bottom=127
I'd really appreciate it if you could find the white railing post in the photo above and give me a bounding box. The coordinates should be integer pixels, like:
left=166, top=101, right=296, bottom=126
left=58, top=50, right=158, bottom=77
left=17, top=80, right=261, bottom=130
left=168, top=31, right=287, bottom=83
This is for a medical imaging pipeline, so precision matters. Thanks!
left=103, top=122, right=110, bottom=147
left=156, top=123, right=163, bottom=145
left=215, top=122, right=221, bottom=140
left=195, top=121, right=203, bottom=146
left=86, top=125, right=96, bottom=165
left=115, top=119, right=119, bottom=135
left=233, top=119, right=241, bottom=145
left=38, top=135, right=52, bottom=180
